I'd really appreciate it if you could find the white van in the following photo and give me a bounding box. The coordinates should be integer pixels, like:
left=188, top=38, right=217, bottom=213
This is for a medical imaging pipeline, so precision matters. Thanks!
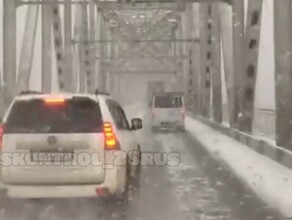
left=150, top=92, right=185, bottom=131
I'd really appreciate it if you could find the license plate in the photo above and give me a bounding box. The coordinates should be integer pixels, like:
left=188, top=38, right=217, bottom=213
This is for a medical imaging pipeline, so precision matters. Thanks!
left=161, top=122, right=172, bottom=125
left=31, top=152, right=73, bottom=162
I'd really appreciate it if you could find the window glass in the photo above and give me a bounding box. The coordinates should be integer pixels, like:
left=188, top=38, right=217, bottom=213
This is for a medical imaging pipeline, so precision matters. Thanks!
left=5, top=97, right=103, bottom=133
left=107, top=101, right=130, bottom=130
left=154, top=95, right=183, bottom=108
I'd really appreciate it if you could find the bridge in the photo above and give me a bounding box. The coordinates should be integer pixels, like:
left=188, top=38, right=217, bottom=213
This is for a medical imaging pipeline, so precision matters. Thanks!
left=1, top=0, right=292, bottom=219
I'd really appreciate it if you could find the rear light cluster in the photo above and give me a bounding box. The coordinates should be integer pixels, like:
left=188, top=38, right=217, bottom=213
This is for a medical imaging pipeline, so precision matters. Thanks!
left=103, top=122, right=120, bottom=150
left=0, top=124, right=4, bottom=149
left=95, top=187, right=109, bottom=197
left=181, top=108, right=186, bottom=119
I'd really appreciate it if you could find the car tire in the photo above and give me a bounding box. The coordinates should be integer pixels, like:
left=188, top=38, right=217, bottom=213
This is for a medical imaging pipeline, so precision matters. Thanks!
left=114, top=157, right=131, bottom=203
left=129, top=146, right=141, bottom=190
left=102, top=163, right=130, bottom=220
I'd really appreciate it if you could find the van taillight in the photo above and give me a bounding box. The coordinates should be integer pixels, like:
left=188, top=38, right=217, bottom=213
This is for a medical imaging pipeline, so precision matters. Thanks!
left=181, top=109, right=186, bottom=119
left=0, top=125, right=4, bottom=149
left=103, top=122, right=120, bottom=150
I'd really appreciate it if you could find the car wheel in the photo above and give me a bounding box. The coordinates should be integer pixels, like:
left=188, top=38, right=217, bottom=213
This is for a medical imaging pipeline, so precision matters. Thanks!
left=102, top=163, right=130, bottom=220
left=129, top=146, right=141, bottom=190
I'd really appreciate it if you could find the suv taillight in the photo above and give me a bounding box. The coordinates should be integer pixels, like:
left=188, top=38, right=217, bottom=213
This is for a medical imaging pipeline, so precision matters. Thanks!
left=103, top=122, right=120, bottom=150
left=0, top=125, right=4, bottom=149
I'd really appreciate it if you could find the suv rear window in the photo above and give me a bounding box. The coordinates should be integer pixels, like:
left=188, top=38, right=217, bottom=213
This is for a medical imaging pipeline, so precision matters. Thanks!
left=5, top=97, right=103, bottom=133
left=154, top=95, right=183, bottom=108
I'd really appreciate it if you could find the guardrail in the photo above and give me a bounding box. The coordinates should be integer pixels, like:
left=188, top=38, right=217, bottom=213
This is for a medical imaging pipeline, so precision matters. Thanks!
left=194, top=115, right=292, bottom=170
left=253, top=108, right=275, bottom=140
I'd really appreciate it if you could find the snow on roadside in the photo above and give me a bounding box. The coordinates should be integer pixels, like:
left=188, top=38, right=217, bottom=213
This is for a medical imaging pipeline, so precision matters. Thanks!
left=186, top=116, right=292, bottom=218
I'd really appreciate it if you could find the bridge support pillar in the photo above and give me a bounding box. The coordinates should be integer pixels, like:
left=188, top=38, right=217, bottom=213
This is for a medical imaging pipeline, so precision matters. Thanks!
left=52, top=1, right=65, bottom=91
left=41, top=2, right=52, bottom=92
left=239, top=0, right=263, bottom=132
left=211, top=3, right=222, bottom=123
left=199, top=3, right=212, bottom=118
left=97, top=15, right=106, bottom=91
left=274, top=0, right=292, bottom=149
left=64, top=0, right=73, bottom=92
left=3, top=0, right=17, bottom=105
left=231, top=0, right=244, bottom=128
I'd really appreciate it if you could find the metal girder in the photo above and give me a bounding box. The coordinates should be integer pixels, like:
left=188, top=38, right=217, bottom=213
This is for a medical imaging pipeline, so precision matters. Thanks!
left=239, top=0, right=263, bottom=132
left=95, top=55, right=187, bottom=59
left=110, top=69, right=177, bottom=74
left=97, top=15, right=107, bottom=91
left=188, top=3, right=200, bottom=113
left=79, top=2, right=89, bottom=92
left=21, top=0, right=230, bottom=4
left=109, top=0, right=229, bottom=2
left=136, top=11, right=178, bottom=39
left=113, top=29, right=174, bottom=67
left=64, top=0, right=73, bottom=92
left=71, top=3, right=82, bottom=92
left=198, top=3, right=210, bottom=117
left=182, top=4, right=193, bottom=107
left=142, top=41, right=176, bottom=65
left=103, top=10, right=140, bottom=39
left=17, top=3, right=39, bottom=92
left=218, top=3, right=234, bottom=125
left=210, top=3, right=222, bottom=123
left=51, top=1, right=65, bottom=91
left=231, top=0, right=244, bottom=127
left=88, top=0, right=97, bottom=93
left=274, top=0, right=292, bottom=148
left=72, top=39, right=199, bottom=43
left=3, top=0, right=17, bottom=106
left=99, top=3, right=180, bottom=11
left=98, top=5, right=181, bottom=70
left=114, top=20, right=178, bottom=66
left=42, top=0, right=52, bottom=92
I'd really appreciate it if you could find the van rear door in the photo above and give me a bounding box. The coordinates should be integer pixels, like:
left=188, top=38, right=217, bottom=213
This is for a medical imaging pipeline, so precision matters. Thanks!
left=153, top=95, right=184, bottom=122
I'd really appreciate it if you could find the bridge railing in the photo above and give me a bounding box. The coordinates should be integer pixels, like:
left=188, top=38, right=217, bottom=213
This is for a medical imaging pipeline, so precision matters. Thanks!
left=252, top=108, right=275, bottom=140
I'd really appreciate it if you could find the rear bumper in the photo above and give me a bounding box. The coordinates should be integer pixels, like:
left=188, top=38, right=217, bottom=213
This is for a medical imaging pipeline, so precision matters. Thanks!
left=152, top=120, right=185, bottom=128
left=6, top=184, right=110, bottom=198
left=4, top=164, right=126, bottom=199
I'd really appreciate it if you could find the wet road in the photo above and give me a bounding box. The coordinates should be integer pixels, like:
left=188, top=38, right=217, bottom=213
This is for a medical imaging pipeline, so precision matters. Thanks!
left=0, top=127, right=284, bottom=220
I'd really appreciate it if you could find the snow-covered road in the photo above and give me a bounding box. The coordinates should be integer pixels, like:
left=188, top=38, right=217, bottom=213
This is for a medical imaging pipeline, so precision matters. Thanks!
left=186, top=116, right=292, bottom=219
left=0, top=116, right=282, bottom=220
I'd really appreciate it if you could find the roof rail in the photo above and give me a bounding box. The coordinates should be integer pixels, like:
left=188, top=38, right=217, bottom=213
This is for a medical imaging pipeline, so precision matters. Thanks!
left=19, top=90, right=44, bottom=96
left=94, top=89, right=110, bottom=96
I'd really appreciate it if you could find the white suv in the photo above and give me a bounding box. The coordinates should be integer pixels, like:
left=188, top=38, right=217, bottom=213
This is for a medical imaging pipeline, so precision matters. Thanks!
left=0, top=91, right=142, bottom=200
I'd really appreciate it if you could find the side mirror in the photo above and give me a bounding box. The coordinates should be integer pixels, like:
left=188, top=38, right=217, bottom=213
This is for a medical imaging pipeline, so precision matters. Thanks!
left=131, top=118, right=142, bottom=130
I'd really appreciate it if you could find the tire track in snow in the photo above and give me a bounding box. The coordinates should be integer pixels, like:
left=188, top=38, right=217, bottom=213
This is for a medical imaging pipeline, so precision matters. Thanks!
left=156, top=133, right=234, bottom=220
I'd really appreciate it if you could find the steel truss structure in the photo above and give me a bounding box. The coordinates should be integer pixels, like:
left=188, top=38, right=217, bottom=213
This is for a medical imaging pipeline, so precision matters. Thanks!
left=2, top=0, right=292, bottom=150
